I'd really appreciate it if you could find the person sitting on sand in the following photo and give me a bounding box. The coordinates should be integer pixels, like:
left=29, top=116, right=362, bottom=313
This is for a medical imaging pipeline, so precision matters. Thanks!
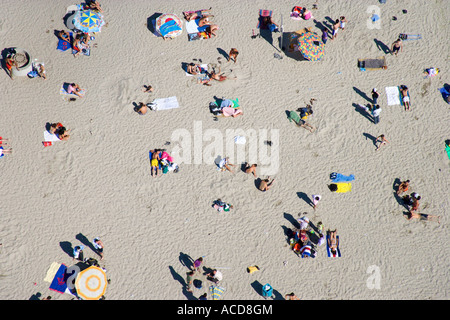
left=391, top=38, right=403, bottom=56
left=187, top=63, right=206, bottom=76
left=327, top=229, right=339, bottom=255
left=213, top=199, right=233, bottom=212
left=375, top=134, right=389, bottom=151
left=58, top=30, right=71, bottom=43
left=285, top=292, right=300, bottom=300
left=67, top=83, right=84, bottom=98
left=87, top=0, right=103, bottom=13
left=5, top=55, right=19, bottom=79
left=136, top=102, right=149, bottom=115
left=244, top=163, right=257, bottom=177
left=208, top=67, right=227, bottom=81
left=259, top=177, right=275, bottom=192
left=404, top=211, right=440, bottom=224
left=142, top=85, right=154, bottom=93
left=301, top=7, right=312, bottom=20
left=218, top=157, right=235, bottom=173
left=397, top=180, right=410, bottom=195
left=56, top=126, right=70, bottom=141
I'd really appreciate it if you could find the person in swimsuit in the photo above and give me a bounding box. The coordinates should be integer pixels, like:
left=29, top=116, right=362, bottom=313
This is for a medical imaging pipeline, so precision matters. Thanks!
left=327, top=229, right=339, bottom=255
left=391, top=39, right=403, bottom=56
left=58, top=30, right=71, bottom=42
left=339, top=16, right=348, bottom=30
left=312, top=194, right=321, bottom=210
left=87, top=0, right=103, bottom=13
left=332, top=19, right=340, bottom=40
left=375, top=134, right=389, bottom=151
left=397, top=180, right=410, bottom=195
left=183, top=7, right=213, bottom=21
left=208, top=68, right=227, bottom=81
left=56, top=126, right=71, bottom=141
left=405, top=212, right=440, bottom=224
left=285, top=292, right=300, bottom=300
left=5, top=55, right=19, bottom=79
left=150, top=149, right=161, bottom=177
left=92, top=237, right=105, bottom=260
left=301, top=7, right=312, bottom=20
left=399, top=85, right=410, bottom=111
left=259, top=177, right=275, bottom=191
left=244, top=163, right=257, bottom=177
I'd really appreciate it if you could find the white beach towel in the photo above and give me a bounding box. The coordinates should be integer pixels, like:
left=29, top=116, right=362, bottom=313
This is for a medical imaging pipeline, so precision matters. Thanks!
left=43, top=130, right=60, bottom=142
left=185, top=20, right=200, bottom=34
left=386, top=86, right=401, bottom=105
left=152, top=96, right=179, bottom=111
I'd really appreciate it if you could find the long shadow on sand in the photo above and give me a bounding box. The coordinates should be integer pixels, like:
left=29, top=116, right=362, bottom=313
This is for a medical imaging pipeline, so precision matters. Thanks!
left=169, top=265, right=196, bottom=300
left=353, top=103, right=374, bottom=123
left=296, top=192, right=314, bottom=208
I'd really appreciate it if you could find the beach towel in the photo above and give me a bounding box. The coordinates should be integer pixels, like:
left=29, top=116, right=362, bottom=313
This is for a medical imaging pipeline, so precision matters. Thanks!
left=257, top=9, right=272, bottom=29
left=222, top=107, right=242, bottom=117
left=49, top=263, right=68, bottom=294
left=358, top=57, right=387, bottom=70
left=151, top=96, right=179, bottom=111
left=399, top=33, right=422, bottom=41
left=440, top=87, right=450, bottom=104
left=386, top=86, right=401, bottom=105
left=330, top=183, right=352, bottom=193
left=288, top=110, right=301, bottom=125
left=330, top=172, right=355, bottom=183
left=300, top=245, right=312, bottom=258
left=159, top=19, right=182, bottom=37
left=326, top=235, right=341, bottom=257
left=57, top=33, right=73, bottom=52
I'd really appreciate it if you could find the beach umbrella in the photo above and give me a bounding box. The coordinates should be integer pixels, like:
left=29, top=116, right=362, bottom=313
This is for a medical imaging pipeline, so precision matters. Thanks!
left=209, top=285, right=226, bottom=300
left=72, top=9, right=105, bottom=33
left=294, top=32, right=325, bottom=61
left=155, top=13, right=183, bottom=38
left=75, top=266, right=107, bottom=300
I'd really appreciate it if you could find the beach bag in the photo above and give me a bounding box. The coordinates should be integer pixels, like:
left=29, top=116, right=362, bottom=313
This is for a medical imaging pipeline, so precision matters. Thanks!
left=269, top=23, right=278, bottom=32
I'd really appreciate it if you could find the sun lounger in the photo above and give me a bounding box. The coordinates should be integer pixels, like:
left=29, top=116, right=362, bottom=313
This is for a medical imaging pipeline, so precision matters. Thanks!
left=357, top=56, right=387, bottom=70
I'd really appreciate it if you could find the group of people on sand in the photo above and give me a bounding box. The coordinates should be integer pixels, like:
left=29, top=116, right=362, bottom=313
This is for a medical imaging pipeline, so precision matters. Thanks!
left=149, top=148, right=179, bottom=177
left=288, top=215, right=339, bottom=258
left=58, top=29, right=96, bottom=58
left=185, top=256, right=223, bottom=297
left=43, top=122, right=71, bottom=146
left=397, top=179, right=440, bottom=224
left=183, top=7, right=219, bottom=37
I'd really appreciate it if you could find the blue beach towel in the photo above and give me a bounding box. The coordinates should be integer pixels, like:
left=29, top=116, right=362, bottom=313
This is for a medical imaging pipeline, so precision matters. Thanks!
left=326, top=235, right=341, bottom=257
left=57, top=32, right=73, bottom=52
left=330, top=172, right=355, bottom=183
left=159, top=20, right=182, bottom=37
left=49, top=264, right=68, bottom=294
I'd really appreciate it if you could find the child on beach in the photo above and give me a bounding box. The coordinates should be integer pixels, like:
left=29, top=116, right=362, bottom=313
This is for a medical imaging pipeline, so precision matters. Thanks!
left=339, top=16, right=348, bottom=30
left=92, top=237, right=104, bottom=260
left=397, top=180, right=410, bottom=195
left=331, top=19, right=340, bottom=40
left=391, top=39, right=403, bottom=56
left=321, top=28, right=328, bottom=44
left=375, top=134, right=389, bottom=151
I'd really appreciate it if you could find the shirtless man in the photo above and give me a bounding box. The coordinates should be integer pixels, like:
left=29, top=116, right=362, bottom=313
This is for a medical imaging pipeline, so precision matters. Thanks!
left=331, top=19, right=340, bottom=40
left=183, top=7, right=213, bottom=21
left=375, top=134, right=389, bottom=151
left=399, top=85, right=411, bottom=111
left=259, top=177, right=275, bottom=191
left=405, top=211, right=440, bottom=224
left=244, top=163, right=257, bottom=177
left=391, top=39, right=403, bottom=56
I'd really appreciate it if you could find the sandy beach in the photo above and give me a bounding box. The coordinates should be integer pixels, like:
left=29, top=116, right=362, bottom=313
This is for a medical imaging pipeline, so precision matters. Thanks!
left=0, top=0, right=449, bottom=300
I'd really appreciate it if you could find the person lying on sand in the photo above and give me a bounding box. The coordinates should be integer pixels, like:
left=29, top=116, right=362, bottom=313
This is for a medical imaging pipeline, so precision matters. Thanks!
left=404, top=211, right=440, bottom=224
left=184, top=7, right=213, bottom=21
left=327, top=229, right=339, bottom=255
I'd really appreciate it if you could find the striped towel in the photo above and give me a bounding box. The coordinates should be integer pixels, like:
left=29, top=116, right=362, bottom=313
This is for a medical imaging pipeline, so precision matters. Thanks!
left=326, top=235, right=341, bottom=257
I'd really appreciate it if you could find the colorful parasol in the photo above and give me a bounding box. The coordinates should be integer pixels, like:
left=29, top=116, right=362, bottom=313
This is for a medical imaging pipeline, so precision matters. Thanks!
left=73, top=10, right=105, bottom=33
left=155, top=13, right=183, bottom=38
left=294, top=32, right=325, bottom=61
left=75, top=266, right=107, bottom=300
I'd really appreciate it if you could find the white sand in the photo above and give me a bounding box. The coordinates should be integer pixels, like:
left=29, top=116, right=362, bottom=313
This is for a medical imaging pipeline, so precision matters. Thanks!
left=0, top=0, right=449, bottom=300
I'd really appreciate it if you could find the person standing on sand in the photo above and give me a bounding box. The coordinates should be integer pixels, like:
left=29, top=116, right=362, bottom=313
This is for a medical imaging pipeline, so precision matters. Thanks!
left=371, top=88, right=380, bottom=105
left=372, top=105, right=382, bottom=124
left=375, top=134, right=389, bottom=151
left=186, top=271, right=195, bottom=292
left=192, top=257, right=203, bottom=273
left=92, top=237, right=104, bottom=260
left=312, top=195, right=321, bottom=210
left=321, top=28, right=328, bottom=44
left=331, top=19, right=340, bottom=40
left=391, top=38, right=403, bottom=56
left=397, top=180, right=410, bottom=195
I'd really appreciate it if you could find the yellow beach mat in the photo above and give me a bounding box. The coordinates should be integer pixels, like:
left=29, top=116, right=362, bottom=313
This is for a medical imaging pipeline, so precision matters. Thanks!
left=335, top=182, right=352, bottom=193
left=44, top=262, right=61, bottom=283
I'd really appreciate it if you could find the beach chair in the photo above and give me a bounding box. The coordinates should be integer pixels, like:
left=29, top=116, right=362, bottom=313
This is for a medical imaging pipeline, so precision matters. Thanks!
left=357, top=56, right=387, bottom=71
left=257, top=9, right=273, bottom=30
